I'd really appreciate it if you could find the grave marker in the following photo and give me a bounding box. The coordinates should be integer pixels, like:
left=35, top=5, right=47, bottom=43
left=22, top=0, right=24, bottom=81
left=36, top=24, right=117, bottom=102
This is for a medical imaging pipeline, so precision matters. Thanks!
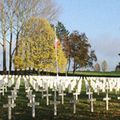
left=103, top=92, right=111, bottom=110
left=59, top=91, right=66, bottom=104
left=73, top=92, right=80, bottom=101
left=86, top=89, right=93, bottom=100
left=3, top=96, right=16, bottom=120
left=27, top=95, right=39, bottom=118
left=70, top=96, right=79, bottom=114
left=89, top=94, right=96, bottom=112
left=43, top=87, right=51, bottom=105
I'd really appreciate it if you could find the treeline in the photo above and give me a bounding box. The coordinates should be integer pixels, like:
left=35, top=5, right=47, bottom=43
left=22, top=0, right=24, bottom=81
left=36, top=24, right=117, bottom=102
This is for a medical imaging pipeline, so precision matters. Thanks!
left=0, top=0, right=98, bottom=74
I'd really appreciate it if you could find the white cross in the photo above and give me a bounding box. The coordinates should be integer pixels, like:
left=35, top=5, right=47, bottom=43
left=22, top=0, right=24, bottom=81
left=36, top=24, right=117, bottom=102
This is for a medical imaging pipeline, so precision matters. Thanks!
left=50, top=99, right=60, bottom=116
left=70, top=96, right=79, bottom=114
left=68, top=84, right=72, bottom=93
left=3, top=96, right=16, bottom=120
left=26, top=90, right=33, bottom=98
left=50, top=85, right=60, bottom=116
left=103, top=92, right=111, bottom=110
left=86, top=89, right=93, bottom=99
left=35, top=82, right=39, bottom=91
left=11, top=91, right=17, bottom=105
left=43, top=88, right=51, bottom=105
left=73, top=92, right=80, bottom=101
left=59, top=91, right=66, bottom=104
left=89, top=94, right=96, bottom=112
left=11, top=90, right=17, bottom=99
left=25, top=87, right=31, bottom=93
left=26, top=90, right=33, bottom=104
left=39, top=88, right=46, bottom=99
left=27, top=95, right=39, bottom=118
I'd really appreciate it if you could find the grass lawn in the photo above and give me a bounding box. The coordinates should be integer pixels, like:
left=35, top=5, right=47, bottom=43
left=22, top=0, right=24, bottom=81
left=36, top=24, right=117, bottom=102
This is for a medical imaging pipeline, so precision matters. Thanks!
left=0, top=78, right=120, bottom=120
left=68, top=71, right=120, bottom=77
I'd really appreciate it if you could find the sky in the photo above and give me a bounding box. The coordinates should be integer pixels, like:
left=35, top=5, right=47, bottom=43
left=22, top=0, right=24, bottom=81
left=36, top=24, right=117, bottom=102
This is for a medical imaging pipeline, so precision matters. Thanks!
left=55, top=0, right=120, bottom=71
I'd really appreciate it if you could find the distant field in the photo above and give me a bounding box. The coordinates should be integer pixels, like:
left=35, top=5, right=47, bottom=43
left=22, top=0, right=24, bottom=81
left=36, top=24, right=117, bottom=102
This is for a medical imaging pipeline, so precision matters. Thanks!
left=67, top=71, right=120, bottom=77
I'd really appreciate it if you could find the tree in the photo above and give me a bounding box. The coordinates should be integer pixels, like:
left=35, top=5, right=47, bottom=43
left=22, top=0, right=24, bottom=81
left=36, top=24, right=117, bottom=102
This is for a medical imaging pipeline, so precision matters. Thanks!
left=56, top=21, right=69, bottom=41
left=115, top=62, right=120, bottom=72
left=0, top=0, right=59, bottom=73
left=14, top=18, right=67, bottom=72
left=0, top=1, right=7, bottom=73
left=88, top=50, right=97, bottom=69
left=94, top=63, right=100, bottom=72
left=115, top=53, right=120, bottom=71
left=69, top=31, right=91, bottom=73
left=101, top=60, right=108, bottom=72
left=56, top=21, right=70, bottom=73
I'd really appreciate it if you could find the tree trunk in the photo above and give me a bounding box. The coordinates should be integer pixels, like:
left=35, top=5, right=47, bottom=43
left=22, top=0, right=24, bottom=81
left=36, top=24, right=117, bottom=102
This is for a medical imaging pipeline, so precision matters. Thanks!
left=73, top=59, right=76, bottom=74
left=15, top=31, right=19, bottom=56
left=1, top=1, right=7, bottom=74
left=67, top=57, right=71, bottom=74
left=9, top=32, right=12, bottom=74
left=3, top=36, right=6, bottom=73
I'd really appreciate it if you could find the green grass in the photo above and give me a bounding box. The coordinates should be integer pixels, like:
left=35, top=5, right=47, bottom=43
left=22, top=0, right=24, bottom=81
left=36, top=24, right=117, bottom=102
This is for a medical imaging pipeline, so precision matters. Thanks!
left=68, top=71, right=120, bottom=77
left=0, top=79, right=120, bottom=120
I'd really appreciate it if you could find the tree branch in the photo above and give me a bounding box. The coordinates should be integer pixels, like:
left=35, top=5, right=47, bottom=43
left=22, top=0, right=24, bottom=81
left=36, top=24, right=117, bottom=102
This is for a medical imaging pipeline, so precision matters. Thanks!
left=11, top=47, right=16, bottom=56
left=12, top=45, right=19, bottom=57
left=0, top=42, right=3, bottom=47
left=6, top=40, right=10, bottom=44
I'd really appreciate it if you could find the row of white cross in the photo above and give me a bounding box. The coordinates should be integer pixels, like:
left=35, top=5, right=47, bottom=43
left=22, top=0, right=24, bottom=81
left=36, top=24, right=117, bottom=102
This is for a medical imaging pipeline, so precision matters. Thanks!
left=1, top=76, right=21, bottom=120
left=28, top=76, right=82, bottom=93
left=24, top=76, right=82, bottom=116
left=84, top=77, right=120, bottom=93
left=0, top=75, right=15, bottom=97
left=0, top=75, right=120, bottom=119
left=84, top=77, right=120, bottom=111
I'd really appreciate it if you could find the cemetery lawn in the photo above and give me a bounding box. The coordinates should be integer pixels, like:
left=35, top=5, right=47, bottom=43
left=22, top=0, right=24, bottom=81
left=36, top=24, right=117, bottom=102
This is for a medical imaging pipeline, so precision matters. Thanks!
left=1, top=78, right=120, bottom=120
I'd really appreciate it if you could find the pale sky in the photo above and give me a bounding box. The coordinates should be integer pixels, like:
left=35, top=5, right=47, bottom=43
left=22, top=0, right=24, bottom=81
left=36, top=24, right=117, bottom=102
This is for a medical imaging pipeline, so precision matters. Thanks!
left=55, top=0, right=120, bottom=71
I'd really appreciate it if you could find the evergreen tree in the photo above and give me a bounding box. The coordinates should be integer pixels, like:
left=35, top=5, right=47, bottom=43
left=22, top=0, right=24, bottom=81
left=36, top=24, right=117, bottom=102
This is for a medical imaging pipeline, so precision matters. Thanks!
left=88, top=50, right=97, bottom=69
left=56, top=21, right=70, bottom=73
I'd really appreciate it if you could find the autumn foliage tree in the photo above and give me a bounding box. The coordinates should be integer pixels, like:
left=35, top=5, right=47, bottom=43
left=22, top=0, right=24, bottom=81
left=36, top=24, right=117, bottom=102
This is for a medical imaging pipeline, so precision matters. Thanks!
left=14, top=18, right=67, bottom=72
left=69, top=31, right=91, bottom=73
left=56, top=24, right=96, bottom=73
left=0, top=0, right=59, bottom=73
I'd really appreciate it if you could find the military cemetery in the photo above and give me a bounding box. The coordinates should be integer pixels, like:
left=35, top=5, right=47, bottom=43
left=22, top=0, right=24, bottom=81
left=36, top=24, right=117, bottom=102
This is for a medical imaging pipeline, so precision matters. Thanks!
left=0, top=0, right=120, bottom=120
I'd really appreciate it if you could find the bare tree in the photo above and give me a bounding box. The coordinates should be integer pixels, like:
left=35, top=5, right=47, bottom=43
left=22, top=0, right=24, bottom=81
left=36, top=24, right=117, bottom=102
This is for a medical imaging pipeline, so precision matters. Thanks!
left=0, top=0, right=8, bottom=73
left=101, top=60, right=108, bottom=72
left=94, top=63, right=101, bottom=72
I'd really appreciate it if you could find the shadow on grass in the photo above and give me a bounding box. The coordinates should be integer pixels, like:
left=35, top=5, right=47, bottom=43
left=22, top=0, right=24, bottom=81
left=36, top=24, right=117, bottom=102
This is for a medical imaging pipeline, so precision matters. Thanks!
left=0, top=81, right=120, bottom=120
